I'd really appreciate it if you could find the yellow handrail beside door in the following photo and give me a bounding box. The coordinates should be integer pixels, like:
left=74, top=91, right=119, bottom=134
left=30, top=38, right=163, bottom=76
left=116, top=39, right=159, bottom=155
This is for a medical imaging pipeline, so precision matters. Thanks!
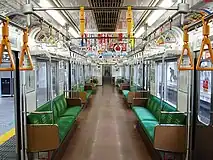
left=196, top=17, right=213, bottom=71
left=19, top=28, right=33, bottom=71
left=178, top=26, right=194, bottom=71
left=0, top=18, right=15, bottom=71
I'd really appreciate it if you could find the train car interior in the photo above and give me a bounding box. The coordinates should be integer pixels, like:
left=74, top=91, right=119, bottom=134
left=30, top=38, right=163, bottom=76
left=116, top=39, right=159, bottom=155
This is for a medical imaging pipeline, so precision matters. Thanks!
left=1, top=0, right=213, bottom=160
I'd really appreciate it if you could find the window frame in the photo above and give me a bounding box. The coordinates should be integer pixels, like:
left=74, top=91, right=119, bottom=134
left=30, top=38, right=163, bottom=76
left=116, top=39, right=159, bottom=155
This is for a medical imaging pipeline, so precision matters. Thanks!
left=155, top=58, right=178, bottom=108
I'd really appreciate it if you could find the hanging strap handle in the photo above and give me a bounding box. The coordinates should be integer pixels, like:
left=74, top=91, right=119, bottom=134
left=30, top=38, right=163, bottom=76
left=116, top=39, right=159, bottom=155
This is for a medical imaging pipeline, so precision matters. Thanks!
left=0, top=17, right=15, bottom=71
left=178, top=26, right=194, bottom=70
left=196, top=17, right=213, bottom=71
left=19, top=28, right=33, bottom=71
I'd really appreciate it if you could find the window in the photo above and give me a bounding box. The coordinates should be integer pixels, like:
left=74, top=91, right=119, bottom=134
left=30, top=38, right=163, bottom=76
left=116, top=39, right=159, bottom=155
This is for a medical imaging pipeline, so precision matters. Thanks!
left=144, top=63, right=148, bottom=90
left=165, top=61, right=178, bottom=106
left=155, top=61, right=178, bottom=106
left=58, top=61, right=65, bottom=94
left=156, top=63, right=162, bottom=97
left=36, top=62, right=48, bottom=106
left=198, top=50, right=212, bottom=125
left=52, top=62, right=58, bottom=97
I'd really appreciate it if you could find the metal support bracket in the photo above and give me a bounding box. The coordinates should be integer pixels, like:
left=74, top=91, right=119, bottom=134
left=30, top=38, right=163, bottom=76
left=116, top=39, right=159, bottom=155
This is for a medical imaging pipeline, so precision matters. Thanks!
left=178, top=3, right=189, bottom=14
left=22, top=3, right=33, bottom=14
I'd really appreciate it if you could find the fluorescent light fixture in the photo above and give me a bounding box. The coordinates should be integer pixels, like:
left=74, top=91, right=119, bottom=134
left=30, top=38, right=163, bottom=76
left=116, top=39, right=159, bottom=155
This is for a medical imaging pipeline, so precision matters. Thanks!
left=135, top=26, right=145, bottom=38
left=146, top=0, right=174, bottom=26
left=39, top=0, right=67, bottom=26
left=69, top=27, right=79, bottom=38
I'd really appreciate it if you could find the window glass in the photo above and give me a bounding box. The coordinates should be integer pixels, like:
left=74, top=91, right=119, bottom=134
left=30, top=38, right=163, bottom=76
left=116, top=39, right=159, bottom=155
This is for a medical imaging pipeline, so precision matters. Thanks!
left=144, top=64, right=147, bottom=90
left=165, top=61, right=178, bottom=106
left=58, top=61, right=64, bottom=94
left=156, top=63, right=162, bottom=97
left=36, top=62, right=48, bottom=106
left=198, top=50, right=212, bottom=125
left=52, top=62, right=57, bottom=97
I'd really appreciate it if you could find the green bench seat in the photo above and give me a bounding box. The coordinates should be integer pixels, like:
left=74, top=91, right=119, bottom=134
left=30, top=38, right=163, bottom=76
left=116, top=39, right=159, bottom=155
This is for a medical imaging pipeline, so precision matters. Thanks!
left=27, top=94, right=82, bottom=146
left=132, top=95, right=186, bottom=143
left=86, top=90, right=93, bottom=99
left=122, top=90, right=129, bottom=99
left=132, top=106, right=157, bottom=122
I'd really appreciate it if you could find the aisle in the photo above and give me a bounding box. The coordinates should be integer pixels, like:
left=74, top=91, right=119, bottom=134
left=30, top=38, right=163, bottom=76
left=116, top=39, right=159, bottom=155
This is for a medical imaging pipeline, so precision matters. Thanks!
left=62, top=85, right=151, bottom=160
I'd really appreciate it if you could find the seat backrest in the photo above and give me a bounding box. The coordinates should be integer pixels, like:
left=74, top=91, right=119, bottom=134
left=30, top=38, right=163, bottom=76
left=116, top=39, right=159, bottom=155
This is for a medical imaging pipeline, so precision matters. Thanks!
left=27, top=101, right=53, bottom=124
left=162, top=101, right=177, bottom=112
left=27, top=112, right=53, bottom=125
left=53, top=94, right=67, bottom=119
left=160, top=112, right=186, bottom=125
left=146, top=95, right=162, bottom=120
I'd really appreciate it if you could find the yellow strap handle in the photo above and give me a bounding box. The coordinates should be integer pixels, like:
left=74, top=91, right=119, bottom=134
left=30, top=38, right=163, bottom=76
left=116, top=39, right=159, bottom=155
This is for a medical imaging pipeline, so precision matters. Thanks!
left=0, top=18, right=15, bottom=71
left=19, top=28, right=34, bottom=71
left=178, top=26, right=194, bottom=71
left=80, top=6, right=85, bottom=38
left=196, top=17, right=213, bottom=71
left=126, top=6, right=132, bottom=38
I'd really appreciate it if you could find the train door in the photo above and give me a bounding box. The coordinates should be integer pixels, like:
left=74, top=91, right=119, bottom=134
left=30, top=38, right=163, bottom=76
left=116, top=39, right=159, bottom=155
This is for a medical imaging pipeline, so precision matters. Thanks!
left=191, top=50, right=213, bottom=160
left=1, top=78, right=11, bottom=95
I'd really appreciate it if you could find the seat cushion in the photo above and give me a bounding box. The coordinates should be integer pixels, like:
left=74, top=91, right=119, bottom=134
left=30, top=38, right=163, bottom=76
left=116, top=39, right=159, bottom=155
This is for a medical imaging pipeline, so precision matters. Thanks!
left=141, top=120, right=159, bottom=142
left=62, top=106, right=82, bottom=117
left=57, top=116, right=75, bottom=142
left=122, top=90, right=129, bottom=99
left=132, top=106, right=157, bottom=121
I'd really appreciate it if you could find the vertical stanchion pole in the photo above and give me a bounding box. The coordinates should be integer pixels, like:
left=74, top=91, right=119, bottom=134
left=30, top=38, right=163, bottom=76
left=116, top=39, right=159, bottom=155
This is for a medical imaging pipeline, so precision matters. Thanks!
left=49, top=57, right=54, bottom=124
left=14, top=51, right=22, bottom=160
left=190, top=56, right=198, bottom=160
left=161, top=54, right=165, bottom=108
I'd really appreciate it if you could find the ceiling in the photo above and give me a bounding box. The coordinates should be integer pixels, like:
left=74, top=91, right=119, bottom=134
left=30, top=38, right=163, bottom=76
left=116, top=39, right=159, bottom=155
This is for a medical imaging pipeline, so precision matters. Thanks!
left=88, top=0, right=124, bottom=32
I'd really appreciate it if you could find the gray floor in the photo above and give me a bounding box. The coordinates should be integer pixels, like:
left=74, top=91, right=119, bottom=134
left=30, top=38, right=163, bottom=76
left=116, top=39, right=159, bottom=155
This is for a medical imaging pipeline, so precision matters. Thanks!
left=0, top=136, right=16, bottom=160
left=0, top=97, right=16, bottom=160
left=0, top=97, right=15, bottom=136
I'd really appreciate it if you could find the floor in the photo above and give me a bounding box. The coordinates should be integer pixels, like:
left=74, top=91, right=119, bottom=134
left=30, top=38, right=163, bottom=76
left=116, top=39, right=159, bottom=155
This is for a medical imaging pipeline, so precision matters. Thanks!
left=0, top=97, right=14, bottom=136
left=0, top=97, right=16, bottom=160
left=62, top=84, right=151, bottom=160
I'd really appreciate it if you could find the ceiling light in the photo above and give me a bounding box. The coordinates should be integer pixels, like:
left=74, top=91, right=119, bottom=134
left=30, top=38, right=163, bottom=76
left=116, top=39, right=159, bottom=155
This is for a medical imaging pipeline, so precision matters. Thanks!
left=39, top=0, right=67, bottom=26
left=69, top=27, right=80, bottom=38
left=135, top=26, right=145, bottom=38
left=146, top=0, right=175, bottom=26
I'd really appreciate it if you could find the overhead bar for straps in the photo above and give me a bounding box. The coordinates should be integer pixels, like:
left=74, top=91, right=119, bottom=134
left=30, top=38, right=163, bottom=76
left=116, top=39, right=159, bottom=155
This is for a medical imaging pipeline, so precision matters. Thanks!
left=33, top=6, right=178, bottom=11
left=19, top=28, right=34, bottom=71
left=196, top=17, right=213, bottom=71
left=0, top=18, right=15, bottom=71
left=178, top=26, right=194, bottom=71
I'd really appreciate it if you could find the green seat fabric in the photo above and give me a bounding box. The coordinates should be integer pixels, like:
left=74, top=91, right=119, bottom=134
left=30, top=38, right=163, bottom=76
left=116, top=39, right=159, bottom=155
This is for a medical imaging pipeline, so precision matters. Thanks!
left=146, top=95, right=162, bottom=120
left=57, top=116, right=75, bottom=141
left=36, top=101, right=51, bottom=112
left=132, top=106, right=157, bottom=121
left=122, top=90, right=129, bottom=99
left=141, top=120, right=159, bottom=142
left=162, top=102, right=176, bottom=112
left=62, top=106, right=82, bottom=117
left=27, top=112, right=53, bottom=124
left=86, top=90, right=93, bottom=99
left=160, top=112, right=186, bottom=124
left=53, top=94, right=67, bottom=117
